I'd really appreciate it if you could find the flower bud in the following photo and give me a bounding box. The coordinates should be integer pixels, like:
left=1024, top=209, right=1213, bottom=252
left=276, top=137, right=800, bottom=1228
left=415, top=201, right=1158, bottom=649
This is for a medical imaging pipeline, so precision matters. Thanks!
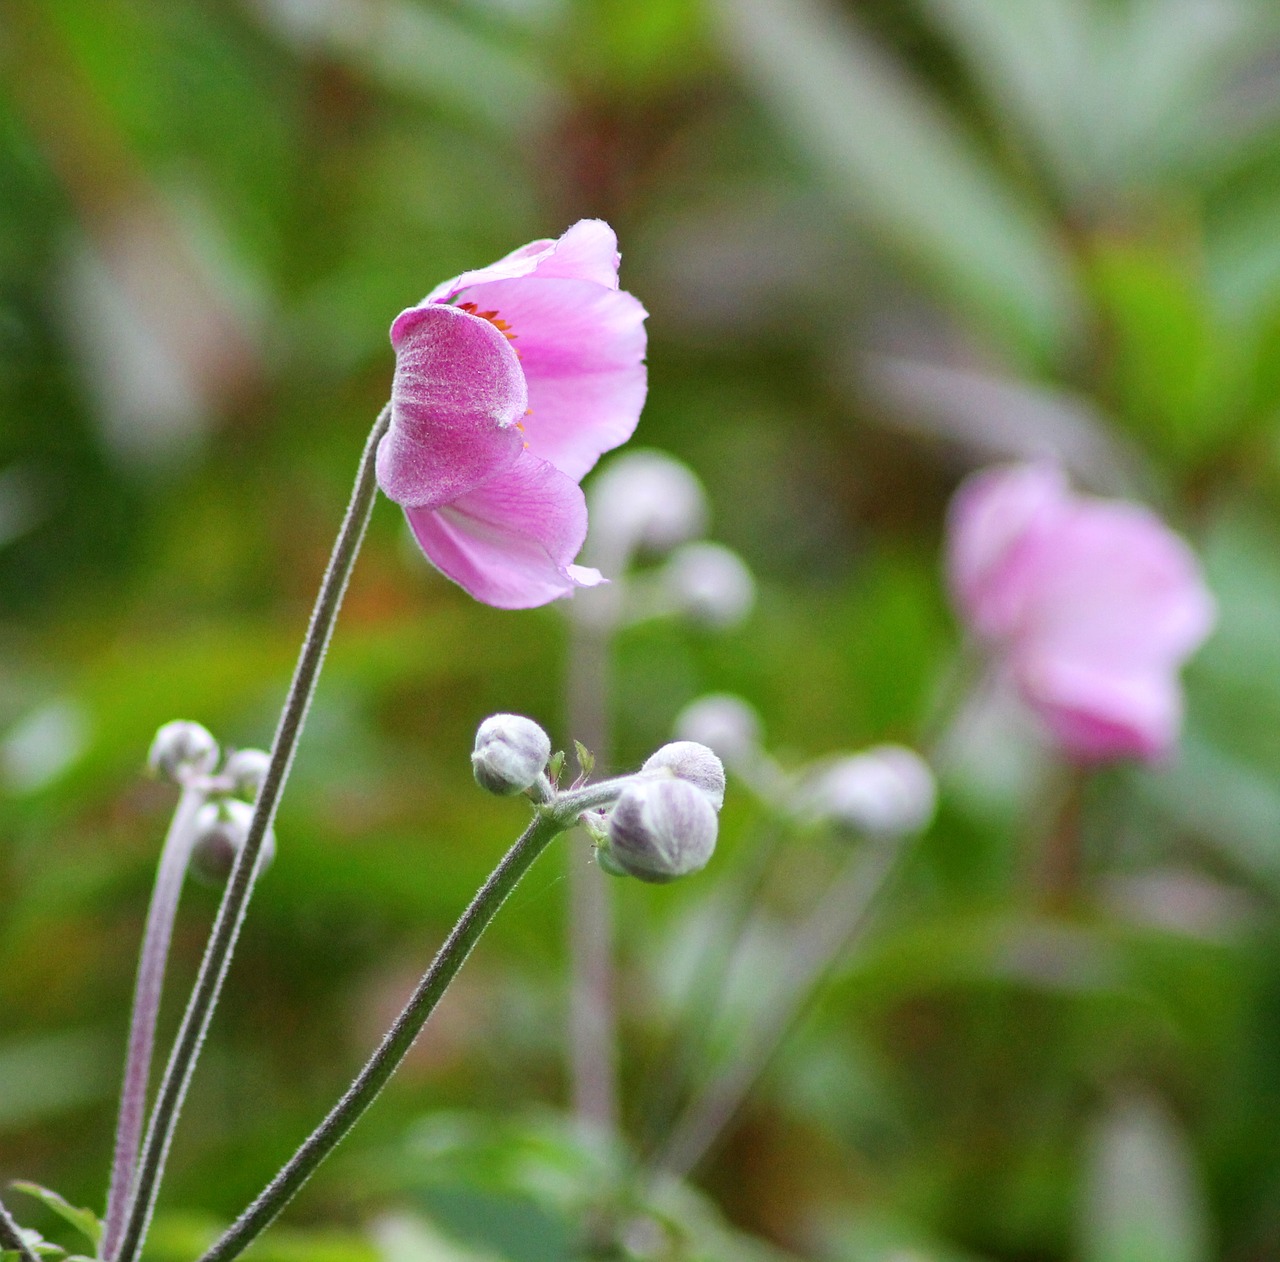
left=605, top=777, right=718, bottom=883
left=641, top=740, right=726, bottom=810
left=471, top=713, right=551, bottom=796
left=661, top=542, right=755, bottom=629
left=798, top=744, right=936, bottom=838
left=189, top=799, right=276, bottom=886
left=148, top=720, right=219, bottom=781
left=586, top=450, right=708, bottom=563
left=673, top=694, right=763, bottom=769
left=223, top=748, right=271, bottom=798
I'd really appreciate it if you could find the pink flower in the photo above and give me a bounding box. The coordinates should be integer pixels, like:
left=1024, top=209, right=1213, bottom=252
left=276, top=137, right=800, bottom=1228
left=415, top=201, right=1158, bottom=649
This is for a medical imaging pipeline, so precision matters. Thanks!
left=377, top=220, right=648, bottom=608
left=946, top=463, right=1216, bottom=763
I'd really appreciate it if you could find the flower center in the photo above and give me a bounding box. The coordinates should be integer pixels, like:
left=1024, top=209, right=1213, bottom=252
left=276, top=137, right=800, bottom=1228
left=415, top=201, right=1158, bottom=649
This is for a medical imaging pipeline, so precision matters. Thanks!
left=458, top=302, right=516, bottom=341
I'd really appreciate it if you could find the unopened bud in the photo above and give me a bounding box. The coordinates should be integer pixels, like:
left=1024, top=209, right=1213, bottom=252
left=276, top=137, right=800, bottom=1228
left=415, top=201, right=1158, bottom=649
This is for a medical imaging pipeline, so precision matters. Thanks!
left=190, top=799, right=276, bottom=886
left=586, top=450, right=708, bottom=562
left=674, top=694, right=763, bottom=769
left=605, top=777, right=718, bottom=883
left=661, top=542, right=755, bottom=629
left=798, top=745, right=936, bottom=838
left=148, top=721, right=219, bottom=781
left=471, top=714, right=551, bottom=796
left=641, top=741, right=726, bottom=810
left=223, top=748, right=271, bottom=798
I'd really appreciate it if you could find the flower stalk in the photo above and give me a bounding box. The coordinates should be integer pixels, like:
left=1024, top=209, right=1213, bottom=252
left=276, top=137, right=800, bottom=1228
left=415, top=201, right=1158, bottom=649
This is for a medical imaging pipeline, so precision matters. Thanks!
left=102, top=780, right=206, bottom=1260
left=652, top=836, right=905, bottom=1179
left=112, top=403, right=391, bottom=1262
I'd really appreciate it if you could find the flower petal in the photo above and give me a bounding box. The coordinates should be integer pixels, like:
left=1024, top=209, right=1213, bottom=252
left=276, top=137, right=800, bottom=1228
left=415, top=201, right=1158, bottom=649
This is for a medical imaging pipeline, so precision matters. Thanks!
left=1015, top=655, right=1181, bottom=763
left=449, top=276, right=647, bottom=481
left=405, top=451, right=602, bottom=608
left=946, top=462, right=1070, bottom=641
left=377, top=304, right=527, bottom=510
left=424, top=219, right=622, bottom=303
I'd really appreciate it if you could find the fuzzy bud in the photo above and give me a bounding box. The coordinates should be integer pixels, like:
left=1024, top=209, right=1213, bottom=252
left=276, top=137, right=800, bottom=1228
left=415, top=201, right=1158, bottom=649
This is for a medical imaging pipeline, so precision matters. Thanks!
left=605, top=777, right=718, bottom=883
left=798, top=744, right=936, bottom=838
left=148, top=720, right=219, bottom=781
left=586, top=450, right=708, bottom=563
left=471, top=713, right=551, bottom=796
left=223, top=748, right=271, bottom=798
left=641, top=740, right=726, bottom=810
left=674, top=694, right=763, bottom=769
left=661, top=542, right=755, bottom=629
left=190, top=799, right=276, bottom=886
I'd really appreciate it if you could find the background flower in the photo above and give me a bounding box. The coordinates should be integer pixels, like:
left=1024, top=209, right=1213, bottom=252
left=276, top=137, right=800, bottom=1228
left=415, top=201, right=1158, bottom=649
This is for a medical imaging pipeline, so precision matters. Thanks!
left=947, top=464, right=1217, bottom=762
left=377, top=220, right=648, bottom=609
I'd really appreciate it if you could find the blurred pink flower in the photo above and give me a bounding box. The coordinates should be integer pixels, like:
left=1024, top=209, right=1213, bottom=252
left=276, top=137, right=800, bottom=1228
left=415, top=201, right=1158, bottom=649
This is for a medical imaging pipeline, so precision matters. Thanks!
left=377, top=219, right=648, bottom=608
left=946, top=464, right=1216, bottom=763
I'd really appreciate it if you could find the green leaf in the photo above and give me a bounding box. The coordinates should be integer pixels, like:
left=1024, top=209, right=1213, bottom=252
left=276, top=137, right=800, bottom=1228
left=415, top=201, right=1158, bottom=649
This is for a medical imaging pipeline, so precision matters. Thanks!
left=8, top=1185, right=101, bottom=1251
left=572, top=740, right=594, bottom=779
left=545, top=750, right=565, bottom=786
left=712, top=0, right=1080, bottom=363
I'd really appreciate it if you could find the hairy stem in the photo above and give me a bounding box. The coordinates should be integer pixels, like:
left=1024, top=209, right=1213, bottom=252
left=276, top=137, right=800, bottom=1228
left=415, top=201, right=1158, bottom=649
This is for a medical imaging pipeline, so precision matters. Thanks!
left=0, top=1196, right=39, bottom=1262
left=112, top=403, right=390, bottom=1262
left=195, top=811, right=564, bottom=1262
left=653, top=837, right=904, bottom=1180
left=565, top=613, right=618, bottom=1141
left=102, top=782, right=206, bottom=1259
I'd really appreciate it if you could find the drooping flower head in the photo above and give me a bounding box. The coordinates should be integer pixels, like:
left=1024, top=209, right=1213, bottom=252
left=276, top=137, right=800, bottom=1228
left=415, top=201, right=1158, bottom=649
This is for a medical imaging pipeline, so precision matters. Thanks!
left=946, top=463, right=1216, bottom=764
left=377, top=220, right=648, bottom=608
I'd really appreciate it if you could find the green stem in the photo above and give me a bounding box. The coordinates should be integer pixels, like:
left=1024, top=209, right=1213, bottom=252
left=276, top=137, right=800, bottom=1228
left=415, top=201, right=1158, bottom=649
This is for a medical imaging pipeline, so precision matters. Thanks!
left=112, top=403, right=391, bottom=1262
left=0, top=1196, right=38, bottom=1262
left=195, top=811, right=565, bottom=1262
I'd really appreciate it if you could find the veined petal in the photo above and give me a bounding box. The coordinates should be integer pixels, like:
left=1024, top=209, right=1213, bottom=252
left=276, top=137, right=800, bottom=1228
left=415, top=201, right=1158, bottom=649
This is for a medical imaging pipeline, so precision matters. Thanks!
left=424, top=219, right=622, bottom=303
left=378, top=304, right=527, bottom=510
left=449, top=276, right=647, bottom=481
left=405, top=451, right=601, bottom=608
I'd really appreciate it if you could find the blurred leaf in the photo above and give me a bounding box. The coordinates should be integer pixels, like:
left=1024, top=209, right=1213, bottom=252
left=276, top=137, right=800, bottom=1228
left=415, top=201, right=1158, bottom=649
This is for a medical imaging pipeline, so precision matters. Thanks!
left=1089, top=236, right=1251, bottom=463
left=0, top=1030, right=115, bottom=1131
left=1080, top=1091, right=1210, bottom=1262
left=7, top=1184, right=99, bottom=1250
left=711, top=0, right=1081, bottom=362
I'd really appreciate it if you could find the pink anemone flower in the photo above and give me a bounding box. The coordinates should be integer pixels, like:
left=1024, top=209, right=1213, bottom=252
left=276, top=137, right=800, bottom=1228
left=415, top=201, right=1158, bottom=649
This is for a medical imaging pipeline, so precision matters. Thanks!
left=946, top=463, right=1216, bottom=764
left=377, top=219, right=648, bottom=608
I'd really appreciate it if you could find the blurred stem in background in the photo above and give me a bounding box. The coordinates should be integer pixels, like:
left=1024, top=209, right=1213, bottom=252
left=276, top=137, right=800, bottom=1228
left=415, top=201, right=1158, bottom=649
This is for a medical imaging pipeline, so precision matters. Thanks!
left=564, top=606, right=620, bottom=1142
left=652, top=830, right=906, bottom=1180
left=113, top=405, right=391, bottom=1262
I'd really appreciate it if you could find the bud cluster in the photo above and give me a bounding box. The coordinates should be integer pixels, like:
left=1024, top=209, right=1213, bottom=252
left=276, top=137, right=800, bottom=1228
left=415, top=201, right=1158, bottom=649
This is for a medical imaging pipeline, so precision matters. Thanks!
left=148, top=719, right=277, bottom=885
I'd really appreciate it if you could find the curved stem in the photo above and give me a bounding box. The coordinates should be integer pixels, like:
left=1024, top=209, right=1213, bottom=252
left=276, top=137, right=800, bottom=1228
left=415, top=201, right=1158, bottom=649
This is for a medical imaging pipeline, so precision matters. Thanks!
left=113, top=403, right=391, bottom=1262
left=0, top=1195, right=39, bottom=1262
left=195, top=811, right=564, bottom=1262
left=102, top=782, right=205, bottom=1260
left=653, top=837, right=904, bottom=1180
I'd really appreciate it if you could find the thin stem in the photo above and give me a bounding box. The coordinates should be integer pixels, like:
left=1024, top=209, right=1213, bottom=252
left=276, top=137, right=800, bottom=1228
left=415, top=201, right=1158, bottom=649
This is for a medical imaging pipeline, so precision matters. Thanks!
left=638, top=819, right=784, bottom=1155
left=565, top=611, right=618, bottom=1140
left=653, top=836, right=905, bottom=1180
left=195, top=811, right=564, bottom=1262
left=102, top=781, right=206, bottom=1260
left=113, top=404, right=390, bottom=1262
left=0, top=1196, right=39, bottom=1262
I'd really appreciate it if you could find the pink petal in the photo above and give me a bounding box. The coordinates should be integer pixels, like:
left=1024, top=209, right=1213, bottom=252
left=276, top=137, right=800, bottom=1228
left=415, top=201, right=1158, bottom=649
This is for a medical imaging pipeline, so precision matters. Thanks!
left=447, top=276, right=647, bottom=481
left=1015, top=655, right=1181, bottom=763
left=946, top=463, right=1071, bottom=641
left=377, top=304, right=527, bottom=510
left=1021, top=502, right=1217, bottom=671
left=404, top=451, right=602, bottom=608
left=424, top=219, right=623, bottom=303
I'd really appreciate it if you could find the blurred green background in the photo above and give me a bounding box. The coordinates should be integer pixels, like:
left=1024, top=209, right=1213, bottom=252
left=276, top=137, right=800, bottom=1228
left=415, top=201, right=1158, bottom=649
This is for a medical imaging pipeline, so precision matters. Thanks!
left=6, top=0, right=1280, bottom=1258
